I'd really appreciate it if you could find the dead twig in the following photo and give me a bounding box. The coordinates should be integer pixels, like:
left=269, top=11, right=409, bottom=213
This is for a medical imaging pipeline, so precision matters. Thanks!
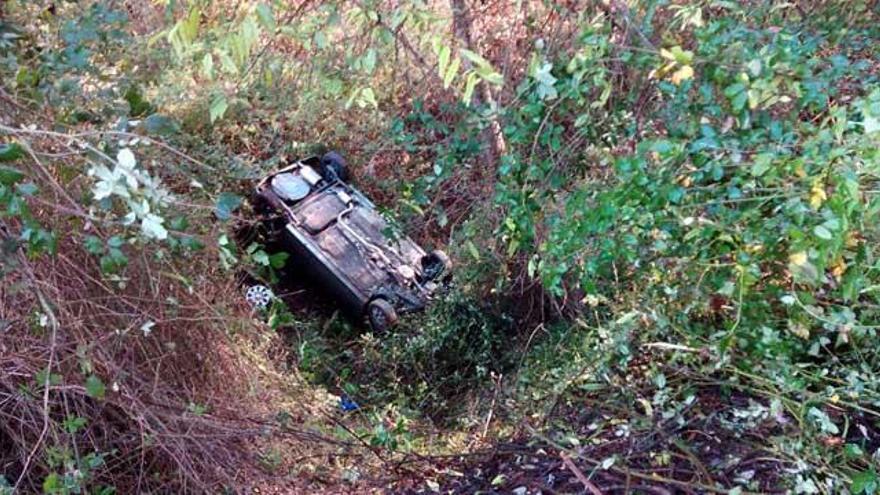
left=8, top=228, right=59, bottom=492
left=560, top=451, right=605, bottom=495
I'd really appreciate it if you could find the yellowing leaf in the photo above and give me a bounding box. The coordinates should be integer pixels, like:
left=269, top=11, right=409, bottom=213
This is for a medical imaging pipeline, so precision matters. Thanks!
left=678, top=174, right=693, bottom=187
left=670, top=65, right=694, bottom=85
left=662, top=45, right=694, bottom=64
left=789, top=322, right=810, bottom=340
left=650, top=62, right=675, bottom=81
left=830, top=258, right=847, bottom=280
left=845, top=231, right=860, bottom=248
left=789, top=251, right=808, bottom=266
left=747, top=88, right=760, bottom=109
left=745, top=243, right=764, bottom=254
left=809, top=181, right=827, bottom=210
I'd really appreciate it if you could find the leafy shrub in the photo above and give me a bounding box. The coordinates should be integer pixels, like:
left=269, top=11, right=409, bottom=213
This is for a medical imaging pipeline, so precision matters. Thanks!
left=4, top=0, right=880, bottom=492
left=397, top=3, right=880, bottom=491
left=290, top=290, right=514, bottom=421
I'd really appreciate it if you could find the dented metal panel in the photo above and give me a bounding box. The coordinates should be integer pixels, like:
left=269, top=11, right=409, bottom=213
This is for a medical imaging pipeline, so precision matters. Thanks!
left=316, top=224, right=385, bottom=291
left=296, top=192, right=347, bottom=235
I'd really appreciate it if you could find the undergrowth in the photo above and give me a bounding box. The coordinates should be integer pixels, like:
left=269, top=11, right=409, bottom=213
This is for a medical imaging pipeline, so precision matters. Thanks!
left=2, top=0, right=880, bottom=494
left=287, top=289, right=515, bottom=422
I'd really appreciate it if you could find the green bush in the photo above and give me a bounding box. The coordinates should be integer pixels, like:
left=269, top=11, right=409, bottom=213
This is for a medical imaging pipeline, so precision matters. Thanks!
left=290, top=290, right=514, bottom=421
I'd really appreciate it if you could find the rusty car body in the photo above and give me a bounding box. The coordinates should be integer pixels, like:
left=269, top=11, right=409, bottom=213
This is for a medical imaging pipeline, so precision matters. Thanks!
left=254, top=153, right=451, bottom=332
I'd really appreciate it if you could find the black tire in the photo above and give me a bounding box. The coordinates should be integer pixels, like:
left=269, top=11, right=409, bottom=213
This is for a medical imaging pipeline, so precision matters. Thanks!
left=248, top=194, right=282, bottom=242
left=320, top=151, right=349, bottom=182
left=421, top=249, right=452, bottom=281
left=250, top=192, right=275, bottom=217
left=367, top=298, right=398, bottom=333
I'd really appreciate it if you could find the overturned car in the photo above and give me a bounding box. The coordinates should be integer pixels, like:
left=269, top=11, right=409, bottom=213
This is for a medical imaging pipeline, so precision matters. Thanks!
left=254, top=152, right=451, bottom=332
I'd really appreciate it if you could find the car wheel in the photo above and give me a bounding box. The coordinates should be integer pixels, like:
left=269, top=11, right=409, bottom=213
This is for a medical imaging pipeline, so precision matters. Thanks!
left=251, top=192, right=275, bottom=217
left=367, top=298, right=398, bottom=333
left=421, top=249, right=452, bottom=281
left=320, top=151, right=349, bottom=182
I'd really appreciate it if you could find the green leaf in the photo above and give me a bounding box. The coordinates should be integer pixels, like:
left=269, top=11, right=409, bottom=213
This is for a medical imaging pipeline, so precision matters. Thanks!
left=256, top=3, right=275, bottom=31
left=751, top=153, right=773, bottom=177
left=443, top=56, right=460, bottom=88
left=661, top=46, right=693, bottom=65
left=239, top=15, right=259, bottom=56
left=666, top=186, right=684, bottom=203
left=16, top=182, right=38, bottom=196
left=209, top=95, right=228, bottom=124
left=85, top=375, right=106, bottom=399
left=269, top=252, right=289, bottom=269
left=182, top=7, right=200, bottom=42
left=466, top=240, right=480, bottom=260
left=732, top=91, right=748, bottom=112
left=36, top=368, right=63, bottom=387
left=807, top=407, right=839, bottom=434
left=863, top=114, right=880, bottom=134
left=314, top=30, right=327, bottom=49
left=107, top=236, right=125, bottom=248
left=218, top=50, right=238, bottom=74
left=124, top=85, right=155, bottom=117
left=437, top=45, right=450, bottom=79
left=251, top=249, right=270, bottom=266
left=527, top=256, right=538, bottom=277
left=746, top=59, right=762, bottom=76
left=362, top=48, right=377, bottom=74
left=480, top=70, right=504, bottom=86
left=143, top=114, right=180, bottom=136
left=201, top=53, right=214, bottom=79
left=215, top=192, right=243, bottom=220
left=650, top=139, right=675, bottom=154
left=63, top=415, right=87, bottom=434
left=600, top=456, right=616, bottom=469
left=169, top=216, right=189, bottom=231
left=460, top=48, right=491, bottom=68
left=180, top=236, right=205, bottom=251
left=0, top=143, right=25, bottom=162
left=851, top=470, right=878, bottom=494
left=359, top=87, right=377, bottom=108
left=533, top=62, right=556, bottom=99
left=813, top=225, right=833, bottom=240
left=845, top=443, right=865, bottom=459
left=43, top=473, right=60, bottom=494
left=724, top=83, right=746, bottom=98
left=100, top=248, right=128, bottom=274
left=141, top=213, right=168, bottom=240
left=860, top=90, right=880, bottom=134
left=462, top=72, right=479, bottom=105
left=0, top=165, right=24, bottom=185
left=84, top=235, right=104, bottom=255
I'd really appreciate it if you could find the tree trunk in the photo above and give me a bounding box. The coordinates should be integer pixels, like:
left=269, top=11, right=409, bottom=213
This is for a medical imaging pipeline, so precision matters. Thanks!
left=449, top=0, right=506, bottom=181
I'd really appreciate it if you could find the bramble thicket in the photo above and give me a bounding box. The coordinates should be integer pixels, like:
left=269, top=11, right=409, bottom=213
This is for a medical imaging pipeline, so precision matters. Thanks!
left=1, top=1, right=879, bottom=493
